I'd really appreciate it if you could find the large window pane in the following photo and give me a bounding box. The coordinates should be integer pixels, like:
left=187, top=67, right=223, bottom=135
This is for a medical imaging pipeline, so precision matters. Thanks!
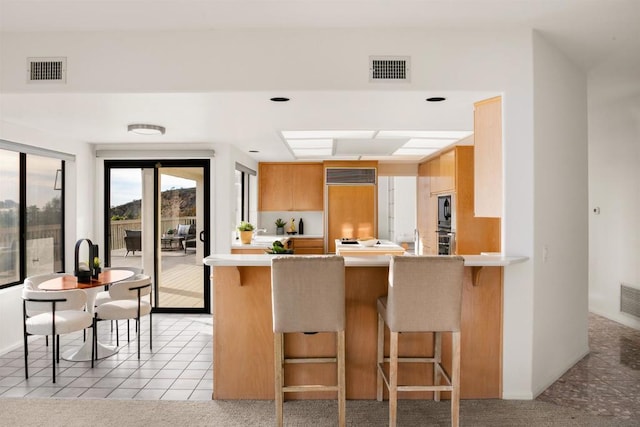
left=0, top=150, right=20, bottom=285
left=26, top=155, right=63, bottom=276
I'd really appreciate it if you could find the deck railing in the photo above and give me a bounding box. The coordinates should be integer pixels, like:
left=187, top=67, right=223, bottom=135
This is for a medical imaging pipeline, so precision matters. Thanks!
left=110, top=217, right=196, bottom=250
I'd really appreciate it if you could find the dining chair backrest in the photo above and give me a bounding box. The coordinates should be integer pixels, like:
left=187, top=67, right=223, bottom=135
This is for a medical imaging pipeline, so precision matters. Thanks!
left=386, top=255, right=465, bottom=333
left=22, top=289, right=88, bottom=317
left=23, top=272, right=72, bottom=290
left=271, top=255, right=345, bottom=333
left=108, top=275, right=152, bottom=300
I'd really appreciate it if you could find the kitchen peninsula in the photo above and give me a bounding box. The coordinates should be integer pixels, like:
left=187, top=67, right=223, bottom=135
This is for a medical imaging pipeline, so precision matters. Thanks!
left=204, top=253, right=527, bottom=400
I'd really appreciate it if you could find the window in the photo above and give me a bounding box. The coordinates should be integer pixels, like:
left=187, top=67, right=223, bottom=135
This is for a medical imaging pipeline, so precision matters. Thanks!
left=0, top=148, right=64, bottom=288
left=235, top=163, right=256, bottom=226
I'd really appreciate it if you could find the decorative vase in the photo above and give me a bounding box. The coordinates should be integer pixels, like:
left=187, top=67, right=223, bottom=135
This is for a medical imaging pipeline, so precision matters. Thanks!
left=240, top=231, right=253, bottom=244
left=276, top=226, right=284, bottom=235
left=92, top=267, right=101, bottom=280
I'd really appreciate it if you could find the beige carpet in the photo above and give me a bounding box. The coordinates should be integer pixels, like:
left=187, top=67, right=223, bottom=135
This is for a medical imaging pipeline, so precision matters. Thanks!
left=0, top=398, right=635, bottom=426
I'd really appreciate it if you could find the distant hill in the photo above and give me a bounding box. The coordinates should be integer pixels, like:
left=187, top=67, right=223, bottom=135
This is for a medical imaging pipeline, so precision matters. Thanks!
left=110, top=188, right=196, bottom=220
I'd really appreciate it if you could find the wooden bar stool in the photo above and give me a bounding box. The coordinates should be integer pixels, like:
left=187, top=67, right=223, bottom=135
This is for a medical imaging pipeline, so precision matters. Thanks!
left=271, top=255, right=346, bottom=427
left=376, top=255, right=465, bottom=427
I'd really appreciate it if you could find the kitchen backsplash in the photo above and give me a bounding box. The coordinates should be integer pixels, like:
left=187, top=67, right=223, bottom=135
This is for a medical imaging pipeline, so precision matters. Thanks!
left=257, top=211, right=324, bottom=236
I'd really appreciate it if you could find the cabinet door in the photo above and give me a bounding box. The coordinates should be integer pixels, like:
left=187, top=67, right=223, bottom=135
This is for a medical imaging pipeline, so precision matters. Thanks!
left=259, top=163, right=292, bottom=211
left=424, top=195, right=438, bottom=255
left=474, top=96, right=502, bottom=217
left=439, top=149, right=456, bottom=193
left=292, top=164, right=324, bottom=210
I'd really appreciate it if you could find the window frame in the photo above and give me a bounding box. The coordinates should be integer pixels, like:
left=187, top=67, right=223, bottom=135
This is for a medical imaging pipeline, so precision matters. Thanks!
left=0, top=149, right=65, bottom=289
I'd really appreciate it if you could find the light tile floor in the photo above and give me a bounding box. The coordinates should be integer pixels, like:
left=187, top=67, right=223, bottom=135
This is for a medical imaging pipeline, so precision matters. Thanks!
left=0, top=314, right=213, bottom=400
left=1, top=311, right=639, bottom=423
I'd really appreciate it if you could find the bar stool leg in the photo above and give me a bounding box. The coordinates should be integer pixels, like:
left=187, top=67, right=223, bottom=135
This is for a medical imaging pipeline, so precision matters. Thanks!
left=337, top=330, right=346, bottom=427
left=274, top=332, right=284, bottom=427
left=451, top=331, right=461, bottom=427
left=376, top=313, right=384, bottom=401
left=434, top=331, right=442, bottom=402
left=389, top=331, right=399, bottom=427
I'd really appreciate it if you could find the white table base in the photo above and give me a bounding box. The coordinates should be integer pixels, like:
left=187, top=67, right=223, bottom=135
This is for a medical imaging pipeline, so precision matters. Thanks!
left=61, top=285, right=119, bottom=362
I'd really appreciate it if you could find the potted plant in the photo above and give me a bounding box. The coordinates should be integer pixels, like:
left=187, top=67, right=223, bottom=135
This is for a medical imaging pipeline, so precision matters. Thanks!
left=92, top=256, right=101, bottom=279
left=237, top=221, right=255, bottom=244
left=275, top=218, right=286, bottom=235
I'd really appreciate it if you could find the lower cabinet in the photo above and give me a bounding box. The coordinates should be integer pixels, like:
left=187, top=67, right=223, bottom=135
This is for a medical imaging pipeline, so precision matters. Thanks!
left=291, top=238, right=324, bottom=254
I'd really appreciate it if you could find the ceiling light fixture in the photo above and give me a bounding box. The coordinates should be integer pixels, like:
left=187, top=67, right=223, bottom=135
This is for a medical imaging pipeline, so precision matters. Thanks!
left=127, top=124, right=166, bottom=135
left=270, top=97, right=290, bottom=102
left=426, top=97, right=446, bottom=102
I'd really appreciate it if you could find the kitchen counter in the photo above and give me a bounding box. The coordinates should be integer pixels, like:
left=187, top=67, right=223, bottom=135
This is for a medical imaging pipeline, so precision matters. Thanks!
left=206, top=253, right=528, bottom=400
left=205, top=253, right=527, bottom=267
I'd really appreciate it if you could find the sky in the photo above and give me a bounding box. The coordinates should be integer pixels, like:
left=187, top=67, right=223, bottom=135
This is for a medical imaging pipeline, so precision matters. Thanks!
left=110, top=169, right=195, bottom=207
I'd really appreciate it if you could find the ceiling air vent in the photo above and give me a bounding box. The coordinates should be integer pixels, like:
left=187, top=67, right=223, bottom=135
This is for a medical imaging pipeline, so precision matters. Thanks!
left=369, top=56, right=410, bottom=82
left=326, top=168, right=377, bottom=185
left=27, top=57, right=67, bottom=83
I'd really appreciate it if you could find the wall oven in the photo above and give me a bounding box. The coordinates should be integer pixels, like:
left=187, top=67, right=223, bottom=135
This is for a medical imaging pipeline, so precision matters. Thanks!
left=437, top=195, right=455, bottom=255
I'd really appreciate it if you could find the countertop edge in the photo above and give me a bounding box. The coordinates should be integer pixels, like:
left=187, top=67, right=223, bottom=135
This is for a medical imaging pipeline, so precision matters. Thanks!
left=204, top=254, right=529, bottom=268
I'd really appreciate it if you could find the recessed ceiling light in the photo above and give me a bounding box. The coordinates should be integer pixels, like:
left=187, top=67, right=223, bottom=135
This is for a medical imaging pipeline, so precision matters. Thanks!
left=426, top=97, right=446, bottom=102
left=128, top=124, right=165, bottom=135
left=270, top=97, right=290, bottom=102
left=249, top=150, right=259, bottom=153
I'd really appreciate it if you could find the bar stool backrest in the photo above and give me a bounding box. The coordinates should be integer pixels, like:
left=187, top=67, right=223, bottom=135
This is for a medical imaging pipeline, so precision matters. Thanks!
left=387, top=255, right=464, bottom=333
left=271, top=256, right=345, bottom=333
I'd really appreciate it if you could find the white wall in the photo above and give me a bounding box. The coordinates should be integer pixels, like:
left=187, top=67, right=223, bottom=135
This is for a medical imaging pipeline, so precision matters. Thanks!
left=530, top=32, right=590, bottom=396
left=588, top=38, right=640, bottom=329
left=0, top=28, right=591, bottom=399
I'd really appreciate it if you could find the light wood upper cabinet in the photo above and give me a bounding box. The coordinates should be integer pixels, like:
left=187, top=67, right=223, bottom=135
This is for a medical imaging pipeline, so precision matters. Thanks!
left=259, top=163, right=324, bottom=211
left=292, top=163, right=324, bottom=210
left=417, top=146, right=500, bottom=255
left=474, top=96, right=502, bottom=218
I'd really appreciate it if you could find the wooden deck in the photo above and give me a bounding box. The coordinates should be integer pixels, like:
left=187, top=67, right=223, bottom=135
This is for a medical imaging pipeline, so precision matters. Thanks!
left=110, top=248, right=205, bottom=309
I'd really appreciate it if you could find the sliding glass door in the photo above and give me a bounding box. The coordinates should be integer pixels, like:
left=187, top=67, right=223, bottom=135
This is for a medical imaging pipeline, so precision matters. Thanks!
left=105, top=159, right=210, bottom=314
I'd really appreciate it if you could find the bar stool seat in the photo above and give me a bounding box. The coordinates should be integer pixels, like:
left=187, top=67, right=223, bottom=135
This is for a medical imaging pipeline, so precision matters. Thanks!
left=271, top=255, right=346, bottom=427
left=376, top=255, right=465, bottom=427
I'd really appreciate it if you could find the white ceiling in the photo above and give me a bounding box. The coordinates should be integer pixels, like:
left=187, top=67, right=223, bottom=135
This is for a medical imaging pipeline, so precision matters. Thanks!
left=1, top=0, right=638, bottom=162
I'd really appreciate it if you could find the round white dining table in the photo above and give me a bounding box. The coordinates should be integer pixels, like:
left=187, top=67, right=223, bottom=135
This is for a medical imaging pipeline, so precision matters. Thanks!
left=38, top=269, right=135, bottom=361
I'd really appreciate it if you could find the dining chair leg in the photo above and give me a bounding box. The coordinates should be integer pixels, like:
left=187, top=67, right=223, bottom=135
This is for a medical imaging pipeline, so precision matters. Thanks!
left=127, top=320, right=130, bottom=343
left=45, top=335, right=48, bottom=347
left=51, top=333, right=56, bottom=384
left=137, top=317, right=141, bottom=359
left=90, top=325, right=95, bottom=368
left=56, top=335, right=60, bottom=364
left=116, top=324, right=120, bottom=347
left=149, top=311, right=153, bottom=350
left=23, top=330, right=29, bottom=380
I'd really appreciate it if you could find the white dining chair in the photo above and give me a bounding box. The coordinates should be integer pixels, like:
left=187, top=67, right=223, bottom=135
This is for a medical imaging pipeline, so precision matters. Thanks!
left=93, top=274, right=152, bottom=359
left=22, top=288, right=94, bottom=383
left=23, top=272, right=76, bottom=347
left=95, top=266, right=144, bottom=341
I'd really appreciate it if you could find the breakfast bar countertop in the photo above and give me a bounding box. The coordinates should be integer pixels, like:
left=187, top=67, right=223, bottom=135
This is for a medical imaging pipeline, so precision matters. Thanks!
left=204, top=253, right=528, bottom=268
